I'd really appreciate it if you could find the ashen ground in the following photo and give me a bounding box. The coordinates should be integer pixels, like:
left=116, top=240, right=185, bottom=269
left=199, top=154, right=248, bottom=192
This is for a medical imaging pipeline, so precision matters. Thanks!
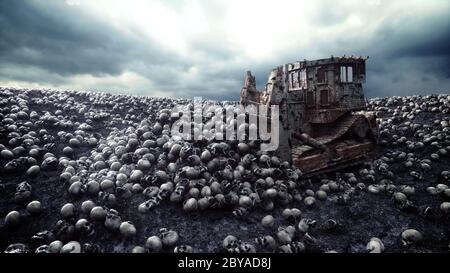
left=0, top=90, right=449, bottom=253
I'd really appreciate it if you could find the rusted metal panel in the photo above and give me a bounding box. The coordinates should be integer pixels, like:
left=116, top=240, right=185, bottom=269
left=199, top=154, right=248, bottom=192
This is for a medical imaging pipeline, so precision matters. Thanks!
left=293, top=141, right=374, bottom=174
left=304, top=109, right=349, bottom=124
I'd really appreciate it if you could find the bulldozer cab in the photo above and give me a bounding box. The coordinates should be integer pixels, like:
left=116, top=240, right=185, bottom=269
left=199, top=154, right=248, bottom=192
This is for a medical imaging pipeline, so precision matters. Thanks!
left=285, top=57, right=368, bottom=124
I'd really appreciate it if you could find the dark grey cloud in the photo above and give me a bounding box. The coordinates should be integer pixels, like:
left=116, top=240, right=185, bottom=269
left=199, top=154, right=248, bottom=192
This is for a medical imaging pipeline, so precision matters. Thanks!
left=1, top=0, right=125, bottom=76
left=0, top=0, right=449, bottom=100
left=362, top=10, right=450, bottom=97
left=0, top=0, right=176, bottom=77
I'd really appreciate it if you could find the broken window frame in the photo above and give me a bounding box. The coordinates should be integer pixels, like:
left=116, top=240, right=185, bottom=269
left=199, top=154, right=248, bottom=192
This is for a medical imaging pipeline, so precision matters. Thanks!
left=357, top=62, right=366, bottom=80
left=340, top=65, right=354, bottom=83
left=317, top=66, right=326, bottom=83
left=288, top=69, right=305, bottom=91
left=289, top=73, right=293, bottom=90
left=347, top=66, right=353, bottom=82
left=306, top=91, right=314, bottom=106
left=293, top=70, right=299, bottom=89
left=299, top=69, right=307, bottom=89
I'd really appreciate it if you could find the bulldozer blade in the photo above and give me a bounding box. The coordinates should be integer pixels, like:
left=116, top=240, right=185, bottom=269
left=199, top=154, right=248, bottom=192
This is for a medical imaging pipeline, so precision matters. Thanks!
left=292, top=140, right=375, bottom=176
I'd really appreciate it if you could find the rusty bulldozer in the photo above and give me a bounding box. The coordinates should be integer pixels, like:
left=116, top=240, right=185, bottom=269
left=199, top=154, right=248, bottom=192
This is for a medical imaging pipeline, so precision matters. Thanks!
left=240, top=56, right=378, bottom=176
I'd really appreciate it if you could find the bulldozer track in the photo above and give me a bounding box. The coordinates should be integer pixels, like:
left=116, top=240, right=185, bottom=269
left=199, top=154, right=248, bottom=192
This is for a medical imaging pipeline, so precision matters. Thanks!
left=313, top=114, right=364, bottom=145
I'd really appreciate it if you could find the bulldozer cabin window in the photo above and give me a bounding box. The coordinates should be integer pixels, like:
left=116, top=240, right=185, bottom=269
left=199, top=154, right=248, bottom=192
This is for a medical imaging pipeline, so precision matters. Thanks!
left=317, top=67, right=326, bottom=83
left=320, top=89, right=329, bottom=105
left=340, top=65, right=353, bottom=83
left=357, top=62, right=366, bottom=80
left=299, top=69, right=307, bottom=89
left=289, top=70, right=307, bottom=90
left=290, top=71, right=299, bottom=89
left=306, top=91, right=314, bottom=106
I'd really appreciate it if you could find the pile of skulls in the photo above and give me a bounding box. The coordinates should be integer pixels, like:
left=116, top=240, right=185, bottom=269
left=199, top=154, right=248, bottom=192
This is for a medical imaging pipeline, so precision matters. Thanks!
left=1, top=87, right=450, bottom=253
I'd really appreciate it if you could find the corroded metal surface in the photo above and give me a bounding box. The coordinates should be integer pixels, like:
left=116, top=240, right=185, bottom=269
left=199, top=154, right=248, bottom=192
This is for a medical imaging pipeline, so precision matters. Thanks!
left=240, top=71, right=260, bottom=105
left=293, top=141, right=375, bottom=176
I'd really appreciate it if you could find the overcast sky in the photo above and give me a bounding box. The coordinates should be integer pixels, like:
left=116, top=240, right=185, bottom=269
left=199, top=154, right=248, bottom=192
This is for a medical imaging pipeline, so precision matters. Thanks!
left=1, top=0, right=449, bottom=100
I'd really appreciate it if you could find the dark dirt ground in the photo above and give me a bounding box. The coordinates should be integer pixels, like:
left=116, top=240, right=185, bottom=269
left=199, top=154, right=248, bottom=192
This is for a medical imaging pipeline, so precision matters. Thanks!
left=0, top=89, right=449, bottom=253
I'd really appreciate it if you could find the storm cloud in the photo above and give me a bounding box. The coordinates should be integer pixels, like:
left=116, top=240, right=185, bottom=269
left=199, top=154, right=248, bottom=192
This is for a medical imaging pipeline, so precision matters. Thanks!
left=0, top=0, right=449, bottom=100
